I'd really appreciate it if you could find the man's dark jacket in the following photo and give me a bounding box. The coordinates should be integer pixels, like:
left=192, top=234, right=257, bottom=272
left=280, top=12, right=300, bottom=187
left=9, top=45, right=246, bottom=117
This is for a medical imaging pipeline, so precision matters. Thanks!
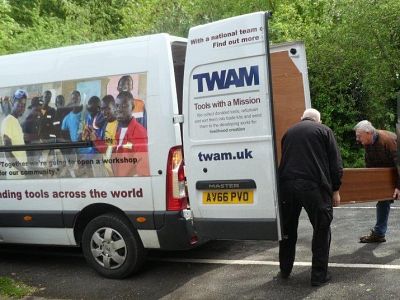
left=278, top=119, right=343, bottom=195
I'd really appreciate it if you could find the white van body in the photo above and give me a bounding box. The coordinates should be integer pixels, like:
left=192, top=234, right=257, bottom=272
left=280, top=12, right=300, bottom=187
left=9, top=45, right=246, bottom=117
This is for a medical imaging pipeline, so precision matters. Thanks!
left=0, top=12, right=310, bottom=278
left=0, top=34, right=188, bottom=246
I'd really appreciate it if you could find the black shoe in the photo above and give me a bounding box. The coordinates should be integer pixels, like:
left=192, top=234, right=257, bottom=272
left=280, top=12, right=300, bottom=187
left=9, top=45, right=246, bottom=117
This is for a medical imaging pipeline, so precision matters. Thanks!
left=311, top=273, right=331, bottom=287
left=277, top=270, right=290, bottom=279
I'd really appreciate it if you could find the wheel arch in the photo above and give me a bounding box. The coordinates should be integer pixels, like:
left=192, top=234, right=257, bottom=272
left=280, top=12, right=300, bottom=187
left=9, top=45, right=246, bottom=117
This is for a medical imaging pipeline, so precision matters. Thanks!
left=73, top=203, right=136, bottom=245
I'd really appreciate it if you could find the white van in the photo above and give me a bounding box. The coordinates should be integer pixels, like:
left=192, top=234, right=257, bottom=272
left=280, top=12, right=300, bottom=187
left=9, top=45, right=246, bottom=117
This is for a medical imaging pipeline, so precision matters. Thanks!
left=0, top=12, right=310, bottom=278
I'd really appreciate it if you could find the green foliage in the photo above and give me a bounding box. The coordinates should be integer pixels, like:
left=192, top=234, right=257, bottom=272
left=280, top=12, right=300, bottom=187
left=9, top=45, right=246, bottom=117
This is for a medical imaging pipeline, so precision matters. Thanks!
left=266, top=0, right=400, bottom=166
left=0, top=276, right=37, bottom=298
left=118, top=0, right=193, bottom=37
left=0, top=1, right=20, bottom=53
left=1, top=0, right=400, bottom=166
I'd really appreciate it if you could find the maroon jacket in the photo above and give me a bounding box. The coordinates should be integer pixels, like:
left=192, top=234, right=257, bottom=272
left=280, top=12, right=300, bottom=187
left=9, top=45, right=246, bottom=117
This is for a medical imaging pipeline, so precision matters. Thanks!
left=365, top=130, right=399, bottom=188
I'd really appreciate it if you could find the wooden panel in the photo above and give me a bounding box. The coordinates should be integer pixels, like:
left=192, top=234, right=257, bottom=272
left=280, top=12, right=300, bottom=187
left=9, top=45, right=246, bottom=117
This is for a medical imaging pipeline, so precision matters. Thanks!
left=340, top=168, right=396, bottom=204
left=271, top=51, right=306, bottom=163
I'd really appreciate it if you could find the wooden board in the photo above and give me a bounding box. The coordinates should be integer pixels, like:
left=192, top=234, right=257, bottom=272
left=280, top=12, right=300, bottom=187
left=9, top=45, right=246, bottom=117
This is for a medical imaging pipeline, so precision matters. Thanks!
left=270, top=51, right=307, bottom=163
left=340, top=168, right=396, bottom=204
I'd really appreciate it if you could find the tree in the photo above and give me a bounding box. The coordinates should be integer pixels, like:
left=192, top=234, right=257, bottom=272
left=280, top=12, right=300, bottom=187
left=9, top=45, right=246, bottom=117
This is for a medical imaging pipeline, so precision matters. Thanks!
left=0, top=1, right=20, bottom=54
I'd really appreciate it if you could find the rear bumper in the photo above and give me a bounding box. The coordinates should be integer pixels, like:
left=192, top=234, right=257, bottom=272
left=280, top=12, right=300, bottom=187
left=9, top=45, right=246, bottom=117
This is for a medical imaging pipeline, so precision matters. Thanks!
left=154, top=211, right=199, bottom=250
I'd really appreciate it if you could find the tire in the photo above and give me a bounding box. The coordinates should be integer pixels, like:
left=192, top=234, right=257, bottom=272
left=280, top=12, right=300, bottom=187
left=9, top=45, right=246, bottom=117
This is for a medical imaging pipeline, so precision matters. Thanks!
left=82, top=213, right=146, bottom=279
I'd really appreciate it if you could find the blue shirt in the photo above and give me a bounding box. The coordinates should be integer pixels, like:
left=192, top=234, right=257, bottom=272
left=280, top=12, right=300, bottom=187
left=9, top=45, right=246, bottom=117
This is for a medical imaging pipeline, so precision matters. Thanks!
left=61, top=111, right=82, bottom=142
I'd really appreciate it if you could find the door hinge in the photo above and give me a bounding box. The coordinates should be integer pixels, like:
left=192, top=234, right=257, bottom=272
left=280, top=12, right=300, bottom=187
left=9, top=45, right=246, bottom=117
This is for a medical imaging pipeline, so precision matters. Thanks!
left=173, top=114, right=184, bottom=124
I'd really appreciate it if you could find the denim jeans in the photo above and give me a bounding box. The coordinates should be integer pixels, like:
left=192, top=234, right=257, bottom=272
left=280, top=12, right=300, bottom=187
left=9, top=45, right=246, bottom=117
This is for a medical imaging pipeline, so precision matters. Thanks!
left=373, top=200, right=392, bottom=236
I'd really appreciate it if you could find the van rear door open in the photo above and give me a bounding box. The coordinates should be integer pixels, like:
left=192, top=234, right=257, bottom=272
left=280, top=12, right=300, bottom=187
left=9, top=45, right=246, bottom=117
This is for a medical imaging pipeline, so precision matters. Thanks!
left=183, top=12, right=281, bottom=240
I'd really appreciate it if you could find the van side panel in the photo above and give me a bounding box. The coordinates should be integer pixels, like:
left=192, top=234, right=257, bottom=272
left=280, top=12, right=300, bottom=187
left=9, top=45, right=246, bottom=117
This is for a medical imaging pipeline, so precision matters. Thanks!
left=0, top=228, right=73, bottom=245
left=0, top=37, right=149, bottom=86
left=0, top=34, right=192, bottom=250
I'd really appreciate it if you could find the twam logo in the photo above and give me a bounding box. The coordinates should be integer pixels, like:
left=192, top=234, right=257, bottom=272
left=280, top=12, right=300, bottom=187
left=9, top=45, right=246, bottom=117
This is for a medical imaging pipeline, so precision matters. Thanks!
left=193, top=65, right=259, bottom=93
left=198, top=149, right=253, bottom=161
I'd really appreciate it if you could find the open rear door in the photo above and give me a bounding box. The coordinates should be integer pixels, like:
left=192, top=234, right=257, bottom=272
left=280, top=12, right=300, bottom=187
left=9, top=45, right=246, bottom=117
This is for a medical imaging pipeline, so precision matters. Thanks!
left=183, top=12, right=280, bottom=240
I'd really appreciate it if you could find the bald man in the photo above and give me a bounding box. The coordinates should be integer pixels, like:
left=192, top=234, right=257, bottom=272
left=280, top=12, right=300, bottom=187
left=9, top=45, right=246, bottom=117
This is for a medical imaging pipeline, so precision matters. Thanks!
left=278, top=108, right=343, bottom=286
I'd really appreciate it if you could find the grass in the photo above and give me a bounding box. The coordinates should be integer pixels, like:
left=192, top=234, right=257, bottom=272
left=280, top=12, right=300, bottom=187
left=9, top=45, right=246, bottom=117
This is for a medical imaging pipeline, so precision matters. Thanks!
left=0, top=276, right=37, bottom=299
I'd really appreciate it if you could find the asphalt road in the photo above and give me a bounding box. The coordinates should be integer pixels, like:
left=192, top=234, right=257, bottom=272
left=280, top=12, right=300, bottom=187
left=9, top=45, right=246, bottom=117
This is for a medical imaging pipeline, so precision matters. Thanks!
left=1, top=203, right=400, bottom=299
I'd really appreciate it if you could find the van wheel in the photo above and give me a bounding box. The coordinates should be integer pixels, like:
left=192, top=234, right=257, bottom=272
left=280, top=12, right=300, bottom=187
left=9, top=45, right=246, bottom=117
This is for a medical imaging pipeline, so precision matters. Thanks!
left=82, top=213, right=146, bottom=279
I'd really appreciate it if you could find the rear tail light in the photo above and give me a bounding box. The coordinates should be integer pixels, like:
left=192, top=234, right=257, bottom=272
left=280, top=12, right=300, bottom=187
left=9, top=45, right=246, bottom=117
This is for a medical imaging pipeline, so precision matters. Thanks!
left=166, top=146, right=188, bottom=211
left=190, top=235, right=199, bottom=245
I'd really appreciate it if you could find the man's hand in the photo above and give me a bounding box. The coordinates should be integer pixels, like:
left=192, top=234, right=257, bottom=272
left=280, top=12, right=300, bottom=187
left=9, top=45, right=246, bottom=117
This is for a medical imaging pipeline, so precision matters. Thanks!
left=393, top=188, right=400, bottom=200
left=332, top=191, right=341, bottom=207
left=82, top=126, right=96, bottom=141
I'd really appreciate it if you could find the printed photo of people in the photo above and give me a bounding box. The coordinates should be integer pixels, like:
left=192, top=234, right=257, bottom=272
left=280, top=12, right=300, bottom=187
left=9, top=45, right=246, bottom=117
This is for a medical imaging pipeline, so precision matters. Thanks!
left=0, top=73, right=149, bottom=180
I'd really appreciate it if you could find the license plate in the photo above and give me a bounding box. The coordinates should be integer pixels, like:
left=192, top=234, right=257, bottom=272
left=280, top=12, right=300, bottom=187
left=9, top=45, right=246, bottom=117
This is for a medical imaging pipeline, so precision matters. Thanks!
left=202, top=190, right=254, bottom=204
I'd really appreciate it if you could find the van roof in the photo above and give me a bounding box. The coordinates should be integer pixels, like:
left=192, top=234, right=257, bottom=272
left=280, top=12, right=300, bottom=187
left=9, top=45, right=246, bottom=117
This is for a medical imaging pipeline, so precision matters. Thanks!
left=0, top=33, right=187, bottom=59
left=0, top=33, right=187, bottom=88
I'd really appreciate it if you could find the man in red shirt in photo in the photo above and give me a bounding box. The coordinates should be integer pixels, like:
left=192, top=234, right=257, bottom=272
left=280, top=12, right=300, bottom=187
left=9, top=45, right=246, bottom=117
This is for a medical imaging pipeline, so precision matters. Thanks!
left=113, top=91, right=149, bottom=176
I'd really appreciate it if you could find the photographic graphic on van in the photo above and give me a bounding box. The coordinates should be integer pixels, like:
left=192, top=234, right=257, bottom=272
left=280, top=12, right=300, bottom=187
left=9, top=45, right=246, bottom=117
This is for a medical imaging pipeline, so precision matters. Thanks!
left=0, top=73, right=149, bottom=179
